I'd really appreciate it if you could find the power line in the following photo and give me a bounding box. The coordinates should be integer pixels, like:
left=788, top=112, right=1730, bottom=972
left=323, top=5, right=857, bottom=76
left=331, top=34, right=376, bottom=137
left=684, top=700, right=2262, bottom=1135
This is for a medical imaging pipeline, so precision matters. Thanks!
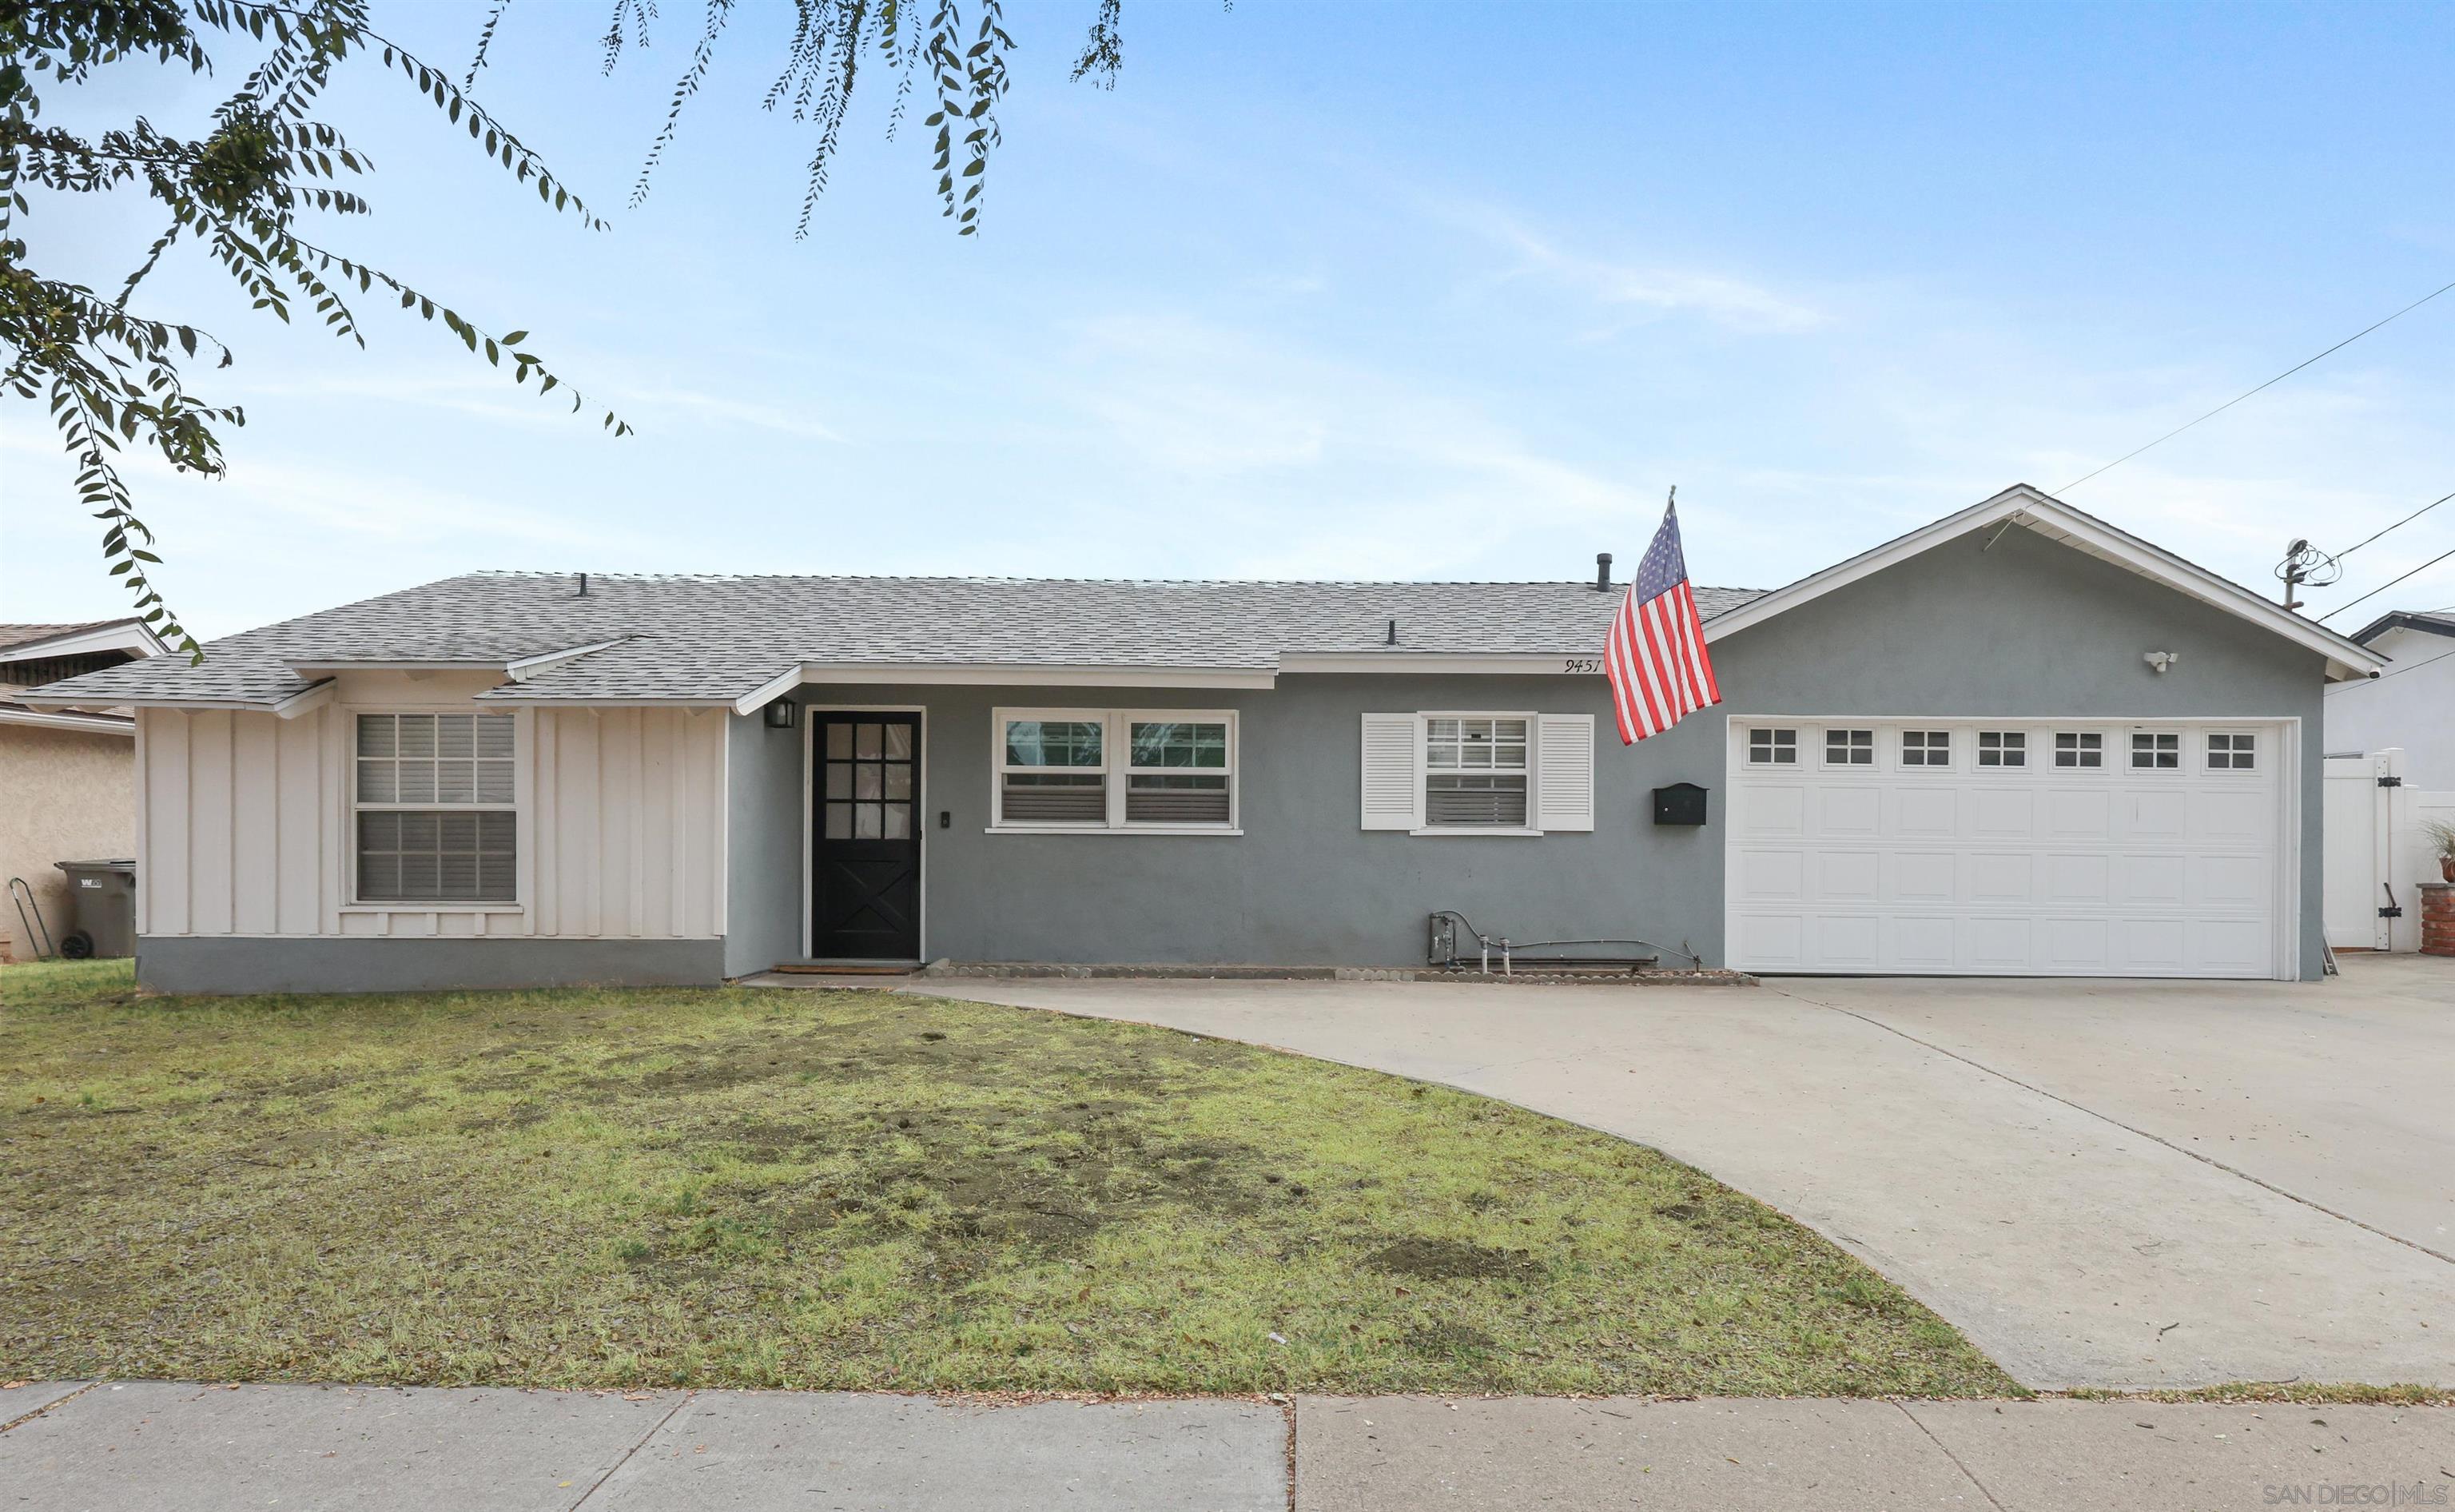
left=2317, top=543, right=2455, bottom=624
left=2334, top=489, right=2454, bottom=561
left=2365, top=643, right=2455, bottom=682
left=2059, top=277, right=2455, bottom=493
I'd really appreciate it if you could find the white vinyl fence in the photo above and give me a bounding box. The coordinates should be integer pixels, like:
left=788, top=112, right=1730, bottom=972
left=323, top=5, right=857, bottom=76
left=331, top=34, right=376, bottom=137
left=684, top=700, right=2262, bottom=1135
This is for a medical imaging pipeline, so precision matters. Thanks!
left=2323, top=746, right=2455, bottom=953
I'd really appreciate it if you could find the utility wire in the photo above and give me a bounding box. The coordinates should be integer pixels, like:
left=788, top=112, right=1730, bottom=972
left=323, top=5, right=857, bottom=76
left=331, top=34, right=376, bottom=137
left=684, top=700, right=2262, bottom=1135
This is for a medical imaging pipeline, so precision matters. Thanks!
left=2355, top=643, right=2455, bottom=682
left=2059, top=277, right=2455, bottom=493
left=2317, top=543, right=2455, bottom=624
left=2333, top=489, right=2454, bottom=561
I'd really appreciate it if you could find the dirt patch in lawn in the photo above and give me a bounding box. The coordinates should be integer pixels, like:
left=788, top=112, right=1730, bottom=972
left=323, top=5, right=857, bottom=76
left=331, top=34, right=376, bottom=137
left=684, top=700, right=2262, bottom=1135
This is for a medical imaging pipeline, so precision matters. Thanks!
left=0, top=957, right=2019, bottom=1399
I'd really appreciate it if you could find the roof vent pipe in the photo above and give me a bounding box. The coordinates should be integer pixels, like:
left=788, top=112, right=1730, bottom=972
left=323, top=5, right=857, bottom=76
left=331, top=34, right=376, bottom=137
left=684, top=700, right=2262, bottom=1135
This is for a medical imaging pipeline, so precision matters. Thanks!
left=1595, top=553, right=1613, bottom=592
left=578, top=572, right=589, bottom=597
left=1386, top=618, right=1398, bottom=647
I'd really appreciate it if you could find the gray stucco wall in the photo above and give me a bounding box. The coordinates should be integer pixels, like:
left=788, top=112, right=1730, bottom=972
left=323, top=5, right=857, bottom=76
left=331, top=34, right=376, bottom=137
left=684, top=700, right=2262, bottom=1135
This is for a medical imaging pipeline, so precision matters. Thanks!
left=727, top=526, right=2329, bottom=978
left=726, top=708, right=806, bottom=977
left=137, top=936, right=726, bottom=993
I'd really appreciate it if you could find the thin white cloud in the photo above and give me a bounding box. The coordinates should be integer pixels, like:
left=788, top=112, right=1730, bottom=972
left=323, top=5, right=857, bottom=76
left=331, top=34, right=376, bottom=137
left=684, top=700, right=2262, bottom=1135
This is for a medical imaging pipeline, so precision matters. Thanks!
left=1435, top=200, right=1828, bottom=335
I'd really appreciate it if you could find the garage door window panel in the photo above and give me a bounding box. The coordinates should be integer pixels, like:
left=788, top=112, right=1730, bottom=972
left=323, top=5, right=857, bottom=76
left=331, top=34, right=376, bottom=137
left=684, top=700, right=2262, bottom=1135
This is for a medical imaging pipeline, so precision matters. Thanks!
left=1748, top=727, right=1797, bottom=765
left=1901, top=730, right=1952, bottom=768
left=2131, top=732, right=2181, bottom=770
left=1823, top=728, right=1874, bottom=768
left=1978, top=731, right=2027, bottom=768
left=2054, top=732, right=2103, bottom=769
left=2207, top=733, right=2257, bottom=771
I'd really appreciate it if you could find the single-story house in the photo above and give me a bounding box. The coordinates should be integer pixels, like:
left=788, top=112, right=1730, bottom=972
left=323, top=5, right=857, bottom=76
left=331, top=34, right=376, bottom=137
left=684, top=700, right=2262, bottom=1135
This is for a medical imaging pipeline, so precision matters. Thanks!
left=2319, top=608, right=2455, bottom=953
left=2323, top=610, right=2455, bottom=790
left=1, top=619, right=168, bottom=961
left=27, top=484, right=2384, bottom=992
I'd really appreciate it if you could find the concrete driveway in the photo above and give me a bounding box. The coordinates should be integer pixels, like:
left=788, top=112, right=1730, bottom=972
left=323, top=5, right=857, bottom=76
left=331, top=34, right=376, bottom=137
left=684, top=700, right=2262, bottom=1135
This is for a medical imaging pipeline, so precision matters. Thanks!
left=913, top=955, right=2455, bottom=1391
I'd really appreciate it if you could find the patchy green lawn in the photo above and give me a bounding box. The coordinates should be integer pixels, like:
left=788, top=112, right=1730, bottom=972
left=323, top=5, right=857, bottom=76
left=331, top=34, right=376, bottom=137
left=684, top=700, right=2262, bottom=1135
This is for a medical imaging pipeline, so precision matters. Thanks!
left=0, top=959, right=2015, bottom=1397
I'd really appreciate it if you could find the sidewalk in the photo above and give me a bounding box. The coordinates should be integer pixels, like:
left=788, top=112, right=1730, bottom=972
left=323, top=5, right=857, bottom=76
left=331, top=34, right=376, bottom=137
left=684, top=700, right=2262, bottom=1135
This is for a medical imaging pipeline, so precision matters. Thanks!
left=3, top=1382, right=2449, bottom=1511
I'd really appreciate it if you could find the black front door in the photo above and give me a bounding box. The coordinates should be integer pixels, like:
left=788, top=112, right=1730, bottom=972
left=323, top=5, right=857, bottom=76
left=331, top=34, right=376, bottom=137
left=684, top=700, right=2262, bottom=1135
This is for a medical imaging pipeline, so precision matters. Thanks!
left=810, top=713, right=922, bottom=960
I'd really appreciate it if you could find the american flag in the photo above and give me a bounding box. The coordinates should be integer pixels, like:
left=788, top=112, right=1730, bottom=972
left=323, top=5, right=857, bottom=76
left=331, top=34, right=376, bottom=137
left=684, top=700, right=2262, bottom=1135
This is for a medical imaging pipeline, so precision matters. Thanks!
left=1603, top=500, right=1721, bottom=744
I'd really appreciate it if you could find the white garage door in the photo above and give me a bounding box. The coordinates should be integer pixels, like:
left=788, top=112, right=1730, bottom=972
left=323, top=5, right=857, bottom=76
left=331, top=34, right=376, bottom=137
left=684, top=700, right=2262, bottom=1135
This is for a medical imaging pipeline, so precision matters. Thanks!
left=1725, top=719, right=2294, bottom=979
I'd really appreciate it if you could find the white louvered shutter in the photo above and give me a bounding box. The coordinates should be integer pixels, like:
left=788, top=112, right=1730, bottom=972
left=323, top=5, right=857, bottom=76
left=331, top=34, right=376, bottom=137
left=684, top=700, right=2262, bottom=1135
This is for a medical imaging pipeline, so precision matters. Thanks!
left=1359, top=713, right=1421, bottom=830
left=1535, top=714, right=1595, bottom=832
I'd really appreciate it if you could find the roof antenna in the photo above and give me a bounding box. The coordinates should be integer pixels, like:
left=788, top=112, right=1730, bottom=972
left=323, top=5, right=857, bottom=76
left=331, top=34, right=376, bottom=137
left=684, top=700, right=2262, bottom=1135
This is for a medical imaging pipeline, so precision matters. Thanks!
left=578, top=572, right=589, bottom=598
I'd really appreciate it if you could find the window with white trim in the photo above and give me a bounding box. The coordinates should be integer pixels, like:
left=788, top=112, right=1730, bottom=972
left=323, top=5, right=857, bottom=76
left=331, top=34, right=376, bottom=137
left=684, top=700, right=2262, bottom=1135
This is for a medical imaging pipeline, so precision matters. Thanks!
left=992, top=710, right=1237, bottom=830
left=1901, top=730, right=1951, bottom=766
left=1748, top=727, right=1797, bottom=765
left=354, top=712, right=516, bottom=902
left=2131, top=731, right=2180, bottom=770
left=1977, top=730, right=2026, bottom=767
left=1824, top=728, right=1874, bottom=766
left=2054, top=731, right=2103, bottom=768
left=2206, top=732, right=2257, bottom=770
left=1425, top=715, right=1529, bottom=826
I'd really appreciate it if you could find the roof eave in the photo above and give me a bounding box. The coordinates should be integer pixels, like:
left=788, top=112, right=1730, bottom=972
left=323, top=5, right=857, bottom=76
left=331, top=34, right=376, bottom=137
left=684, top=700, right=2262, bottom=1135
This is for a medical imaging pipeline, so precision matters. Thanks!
left=1700, top=484, right=2389, bottom=682
left=0, top=618, right=171, bottom=662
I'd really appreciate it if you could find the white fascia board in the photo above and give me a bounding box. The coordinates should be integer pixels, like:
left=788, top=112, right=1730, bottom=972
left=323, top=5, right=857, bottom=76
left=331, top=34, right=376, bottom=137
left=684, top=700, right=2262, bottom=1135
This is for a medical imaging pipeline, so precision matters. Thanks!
left=1281, top=653, right=1601, bottom=674
left=506, top=637, right=631, bottom=682
left=1699, top=484, right=2389, bottom=682
left=0, top=706, right=135, bottom=734
left=286, top=659, right=509, bottom=674
left=0, top=619, right=169, bottom=662
left=272, top=679, right=338, bottom=720
left=20, top=678, right=338, bottom=719
left=730, top=664, right=806, bottom=717
left=22, top=694, right=274, bottom=713
left=797, top=662, right=1279, bottom=690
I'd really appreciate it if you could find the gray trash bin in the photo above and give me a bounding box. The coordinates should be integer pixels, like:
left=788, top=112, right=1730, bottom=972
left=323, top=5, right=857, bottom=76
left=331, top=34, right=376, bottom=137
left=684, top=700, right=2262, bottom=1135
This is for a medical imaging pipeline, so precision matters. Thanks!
left=53, top=859, right=137, bottom=959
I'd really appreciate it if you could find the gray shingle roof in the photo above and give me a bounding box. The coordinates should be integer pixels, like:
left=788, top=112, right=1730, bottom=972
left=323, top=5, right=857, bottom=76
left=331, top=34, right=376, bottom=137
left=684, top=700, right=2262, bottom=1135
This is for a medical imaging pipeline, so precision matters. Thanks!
left=25, top=573, right=1767, bottom=709
left=0, top=621, right=120, bottom=655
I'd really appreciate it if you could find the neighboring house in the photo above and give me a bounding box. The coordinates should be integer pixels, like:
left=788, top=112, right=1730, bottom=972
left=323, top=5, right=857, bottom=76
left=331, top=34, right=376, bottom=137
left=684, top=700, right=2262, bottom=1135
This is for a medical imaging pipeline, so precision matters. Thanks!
left=2324, top=611, right=2455, bottom=787
left=28, top=484, right=2383, bottom=992
left=2319, top=610, right=2455, bottom=953
left=1, top=619, right=169, bottom=961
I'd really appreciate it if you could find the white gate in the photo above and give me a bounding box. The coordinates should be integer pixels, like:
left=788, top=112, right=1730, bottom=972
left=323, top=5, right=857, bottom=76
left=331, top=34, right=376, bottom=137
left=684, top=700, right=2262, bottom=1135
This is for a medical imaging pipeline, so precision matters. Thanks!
left=2323, top=751, right=2395, bottom=950
left=2323, top=746, right=2455, bottom=953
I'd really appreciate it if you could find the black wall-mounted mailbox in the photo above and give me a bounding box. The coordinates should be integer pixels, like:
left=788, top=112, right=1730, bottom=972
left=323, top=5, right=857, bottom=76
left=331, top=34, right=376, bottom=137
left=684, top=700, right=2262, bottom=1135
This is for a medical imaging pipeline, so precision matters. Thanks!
left=1652, top=782, right=1709, bottom=826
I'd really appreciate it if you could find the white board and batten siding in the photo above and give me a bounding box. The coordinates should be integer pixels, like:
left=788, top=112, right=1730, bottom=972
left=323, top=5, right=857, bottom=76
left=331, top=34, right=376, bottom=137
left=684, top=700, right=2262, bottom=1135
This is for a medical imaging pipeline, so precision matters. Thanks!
left=136, top=681, right=726, bottom=942
left=1726, top=717, right=2298, bottom=980
left=1358, top=712, right=1595, bottom=833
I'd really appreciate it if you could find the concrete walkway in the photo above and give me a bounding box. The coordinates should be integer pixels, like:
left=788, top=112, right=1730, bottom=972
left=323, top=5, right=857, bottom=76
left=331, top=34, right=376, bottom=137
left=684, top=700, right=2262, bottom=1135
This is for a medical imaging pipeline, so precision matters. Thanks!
left=908, top=955, right=2455, bottom=1390
left=6, top=1382, right=2449, bottom=1510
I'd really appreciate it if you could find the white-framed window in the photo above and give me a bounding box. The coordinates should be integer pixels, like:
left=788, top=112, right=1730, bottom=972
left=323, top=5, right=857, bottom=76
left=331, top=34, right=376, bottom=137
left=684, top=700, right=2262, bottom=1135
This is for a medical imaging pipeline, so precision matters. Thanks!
left=1425, top=715, right=1530, bottom=827
left=2131, top=731, right=2180, bottom=770
left=1359, top=712, right=1593, bottom=835
left=1748, top=727, right=1798, bottom=765
left=991, top=709, right=1237, bottom=832
left=1823, top=728, right=1874, bottom=766
left=353, top=711, right=517, bottom=903
left=1900, top=729, right=1952, bottom=766
left=1976, top=730, right=2026, bottom=767
left=2054, top=731, right=2103, bottom=768
left=2206, top=731, right=2257, bottom=770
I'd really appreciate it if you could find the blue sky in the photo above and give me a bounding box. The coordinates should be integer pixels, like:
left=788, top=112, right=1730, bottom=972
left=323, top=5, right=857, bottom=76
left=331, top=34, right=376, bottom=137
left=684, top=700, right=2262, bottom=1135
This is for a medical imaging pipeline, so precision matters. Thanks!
left=5, top=0, right=2451, bottom=640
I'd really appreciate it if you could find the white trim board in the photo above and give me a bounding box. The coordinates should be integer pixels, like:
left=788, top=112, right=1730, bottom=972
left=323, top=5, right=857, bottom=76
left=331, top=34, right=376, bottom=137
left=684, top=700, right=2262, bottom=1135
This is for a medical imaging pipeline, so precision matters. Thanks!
left=0, top=619, right=169, bottom=662
left=1699, top=484, right=2387, bottom=684
left=0, top=706, right=134, bottom=734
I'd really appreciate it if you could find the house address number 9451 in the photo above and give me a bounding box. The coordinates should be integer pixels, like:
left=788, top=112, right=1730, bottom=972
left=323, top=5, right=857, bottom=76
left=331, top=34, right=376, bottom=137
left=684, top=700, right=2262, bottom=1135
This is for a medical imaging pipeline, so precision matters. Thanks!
left=1561, top=657, right=1603, bottom=674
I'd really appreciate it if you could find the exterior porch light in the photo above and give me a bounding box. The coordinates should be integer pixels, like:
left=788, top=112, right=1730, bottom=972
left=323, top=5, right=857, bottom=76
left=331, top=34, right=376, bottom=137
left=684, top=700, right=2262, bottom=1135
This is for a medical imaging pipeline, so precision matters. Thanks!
left=763, top=699, right=798, bottom=729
